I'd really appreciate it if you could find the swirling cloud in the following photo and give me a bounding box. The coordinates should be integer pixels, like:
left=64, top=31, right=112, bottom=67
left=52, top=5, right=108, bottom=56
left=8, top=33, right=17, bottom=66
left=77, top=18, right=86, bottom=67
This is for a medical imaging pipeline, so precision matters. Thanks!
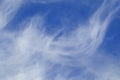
left=0, top=0, right=120, bottom=80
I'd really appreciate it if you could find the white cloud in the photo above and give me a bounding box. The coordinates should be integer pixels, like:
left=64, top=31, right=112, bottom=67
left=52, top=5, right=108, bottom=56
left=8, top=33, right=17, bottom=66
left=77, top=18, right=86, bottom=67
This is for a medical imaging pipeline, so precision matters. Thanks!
left=30, top=0, right=63, bottom=4
left=0, top=0, right=120, bottom=80
left=0, top=0, right=23, bottom=30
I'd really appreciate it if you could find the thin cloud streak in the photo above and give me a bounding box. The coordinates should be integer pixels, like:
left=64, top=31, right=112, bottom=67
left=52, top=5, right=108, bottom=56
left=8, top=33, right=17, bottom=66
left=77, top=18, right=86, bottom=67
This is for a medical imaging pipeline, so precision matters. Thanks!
left=0, top=0, right=23, bottom=30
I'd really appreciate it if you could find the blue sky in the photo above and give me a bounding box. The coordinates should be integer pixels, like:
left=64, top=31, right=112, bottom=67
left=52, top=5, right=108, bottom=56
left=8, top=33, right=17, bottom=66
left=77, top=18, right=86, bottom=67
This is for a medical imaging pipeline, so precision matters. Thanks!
left=0, top=0, right=120, bottom=80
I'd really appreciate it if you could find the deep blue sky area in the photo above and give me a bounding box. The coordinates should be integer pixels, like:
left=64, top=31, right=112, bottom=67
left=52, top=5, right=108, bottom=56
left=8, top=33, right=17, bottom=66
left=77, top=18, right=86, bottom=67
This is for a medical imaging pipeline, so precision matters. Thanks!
left=101, top=17, right=120, bottom=57
left=6, top=0, right=102, bottom=32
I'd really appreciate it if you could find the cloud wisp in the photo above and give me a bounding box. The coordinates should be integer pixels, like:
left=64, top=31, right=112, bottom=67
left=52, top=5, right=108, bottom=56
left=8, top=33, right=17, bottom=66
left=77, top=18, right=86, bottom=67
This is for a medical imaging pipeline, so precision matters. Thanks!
left=0, top=0, right=23, bottom=30
left=0, top=0, right=120, bottom=80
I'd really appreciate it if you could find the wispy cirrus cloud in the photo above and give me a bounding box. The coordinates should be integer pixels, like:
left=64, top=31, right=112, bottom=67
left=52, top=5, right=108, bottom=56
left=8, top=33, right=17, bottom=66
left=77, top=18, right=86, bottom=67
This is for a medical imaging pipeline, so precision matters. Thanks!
left=0, top=0, right=120, bottom=80
left=0, top=0, right=23, bottom=30
left=30, top=0, right=64, bottom=4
